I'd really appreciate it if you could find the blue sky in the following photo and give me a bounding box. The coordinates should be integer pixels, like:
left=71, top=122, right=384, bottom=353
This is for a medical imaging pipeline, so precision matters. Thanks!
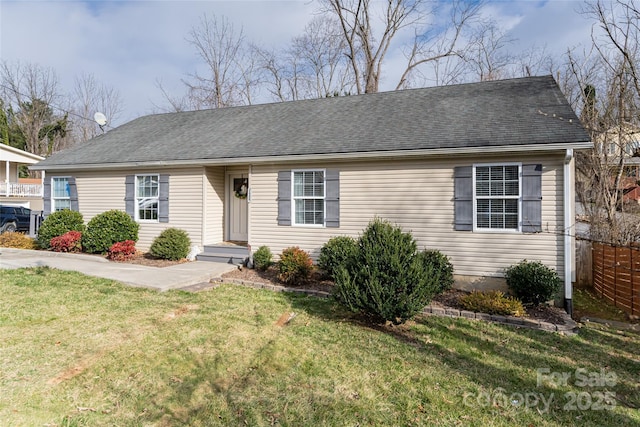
left=0, top=0, right=594, bottom=126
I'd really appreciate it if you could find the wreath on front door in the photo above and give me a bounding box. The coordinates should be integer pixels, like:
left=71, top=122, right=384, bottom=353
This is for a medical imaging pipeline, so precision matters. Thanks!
left=234, top=178, right=248, bottom=199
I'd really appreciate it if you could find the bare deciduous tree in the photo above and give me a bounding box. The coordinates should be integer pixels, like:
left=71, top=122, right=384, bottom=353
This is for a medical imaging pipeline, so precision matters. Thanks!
left=568, top=0, right=640, bottom=244
left=0, top=60, right=71, bottom=156
left=321, top=0, right=481, bottom=93
left=257, top=15, right=355, bottom=101
left=72, top=73, right=123, bottom=142
left=179, top=14, right=258, bottom=110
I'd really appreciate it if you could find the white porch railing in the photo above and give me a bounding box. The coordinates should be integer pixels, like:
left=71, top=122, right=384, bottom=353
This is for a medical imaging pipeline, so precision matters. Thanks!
left=0, top=182, right=43, bottom=197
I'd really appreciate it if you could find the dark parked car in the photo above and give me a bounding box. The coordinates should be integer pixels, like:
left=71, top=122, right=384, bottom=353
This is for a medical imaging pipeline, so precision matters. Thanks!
left=0, top=205, right=32, bottom=233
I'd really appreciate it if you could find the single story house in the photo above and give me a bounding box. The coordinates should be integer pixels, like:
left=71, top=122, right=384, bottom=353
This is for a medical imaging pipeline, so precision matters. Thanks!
left=31, top=75, right=592, bottom=313
left=1, top=144, right=45, bottom=211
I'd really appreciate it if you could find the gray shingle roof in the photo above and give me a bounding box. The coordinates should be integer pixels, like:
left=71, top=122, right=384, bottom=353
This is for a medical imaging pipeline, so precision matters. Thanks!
left=35, top=75, right=590, bottom=169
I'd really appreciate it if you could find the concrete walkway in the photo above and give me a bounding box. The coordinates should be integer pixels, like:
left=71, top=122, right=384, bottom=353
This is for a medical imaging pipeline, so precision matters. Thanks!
left=0, top=248, right=237, bottom=291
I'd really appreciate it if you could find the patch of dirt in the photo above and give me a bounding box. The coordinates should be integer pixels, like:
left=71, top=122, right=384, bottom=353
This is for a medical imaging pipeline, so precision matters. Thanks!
left=222, top=267, right=570, bottom=325
left=162, top=304, right=200, bottom=321
left=118, top=252, right=189, bottom=268
left=47, top=351, right=105, bottom=385
left=222, top=266, right=335, bottom=293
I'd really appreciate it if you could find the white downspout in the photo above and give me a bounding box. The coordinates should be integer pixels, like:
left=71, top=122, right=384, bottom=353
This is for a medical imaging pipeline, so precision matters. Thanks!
left=564, top=149, right=574, bottom=316
left=247, top=164, right=253, bottom=266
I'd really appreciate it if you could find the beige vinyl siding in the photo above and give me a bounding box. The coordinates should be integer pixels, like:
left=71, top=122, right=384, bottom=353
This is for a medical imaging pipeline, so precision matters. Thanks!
left=204, top=167, right=225, bottom=245
left=249, top=154, right=566, bottom=279
left=73, top=168, right=205, bottom=250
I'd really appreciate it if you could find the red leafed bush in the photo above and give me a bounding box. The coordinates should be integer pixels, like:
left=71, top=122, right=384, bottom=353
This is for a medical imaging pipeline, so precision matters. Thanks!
left=49, top=231, right=83, bottom=253
left=107, top=240, right=137, bottom=261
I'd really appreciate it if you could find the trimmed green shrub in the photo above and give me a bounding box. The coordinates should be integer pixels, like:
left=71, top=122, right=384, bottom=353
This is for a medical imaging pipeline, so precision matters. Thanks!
left=460, top=290, right=526, bottom=317
left=50, top=231, right=83, bottom=253
left=318, top=236, right=358, bottom=279
left=82, top=210, right=139, bottom=254
left=37, top=210, right=85, bottom=249
left=149, top=228, right=191, bottom=261
left=253, top=245, right=273, bottom=271
left=504, top=260, right=562, bottom=305
left=333, top=218, right=440, bottom=325
left=278, top=246, right=313, bottom=285
left=419, top=249, right=454, bottom=294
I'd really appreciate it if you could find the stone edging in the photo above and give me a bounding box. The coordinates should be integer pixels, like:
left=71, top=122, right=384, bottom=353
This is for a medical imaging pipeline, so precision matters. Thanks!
left=216, top=278, right=578, bottom=335
left=422, top=305, right=578, bottom=335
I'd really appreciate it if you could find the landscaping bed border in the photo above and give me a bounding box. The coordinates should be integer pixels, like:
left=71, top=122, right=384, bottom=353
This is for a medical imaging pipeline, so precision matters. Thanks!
left=214, top=277, right=579, bottom=335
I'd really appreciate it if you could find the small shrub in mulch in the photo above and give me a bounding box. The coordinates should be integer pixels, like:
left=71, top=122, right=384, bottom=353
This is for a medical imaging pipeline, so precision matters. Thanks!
left=149, top=228, right=191, bottom=261
left=278, top=246, right=313, bottom=285
left=107, top=240, right=137, bottom=261
left=459, top=290, right=525, bottom=317
left=505, top=260, right=561, bottom=305
left=50, top=231, right=83, bottom=253
left=253, top=245, right=273, bottom=271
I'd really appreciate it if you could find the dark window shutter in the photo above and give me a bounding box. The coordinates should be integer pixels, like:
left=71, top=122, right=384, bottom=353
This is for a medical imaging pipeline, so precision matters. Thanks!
left=159, top=174, right=170, bottom=223
left=125, top=175, right=135, bottom=219
left=454, top=166, right=473, bottom=231
left=325, top=169, right=340, bottom=228
left=522, top=164, right=542, bottom=232
left=277, top=170, right=291, bottom=226
left=43, top=177, right=51, bottom=217
left=68, top=177, right=79, bottom=211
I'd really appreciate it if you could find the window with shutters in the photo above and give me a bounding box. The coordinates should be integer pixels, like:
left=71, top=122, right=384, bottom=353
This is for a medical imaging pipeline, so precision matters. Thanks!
left=136, top=174, right=159, bottom=221
left=293, top=170, right=325, bottom=226
left=474, top=164, right=521, bottom=231
left=52, top=177, right=71, bottom=211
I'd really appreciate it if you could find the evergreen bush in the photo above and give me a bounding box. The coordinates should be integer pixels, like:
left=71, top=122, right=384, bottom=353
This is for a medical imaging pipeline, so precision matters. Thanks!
left=253, top=245, right=273, bottom=271
left=418, top=249, right=454, bottom=294
left=37, top=210, right=85, bottom=249
left=318, top=236, right=358, bottom=279
left=278, top=246, right=313, bottom=285
left=82, top=210, right=138, bottom=254
left=149, top=228, right=191, bottom=261
left=504, top=260, right=562, bottom=305
left=333, top=218, right=440, bottom=325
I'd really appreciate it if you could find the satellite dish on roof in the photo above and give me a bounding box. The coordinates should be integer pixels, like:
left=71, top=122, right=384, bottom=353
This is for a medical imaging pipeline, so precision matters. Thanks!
left=94, top=112, right=107, bottom=132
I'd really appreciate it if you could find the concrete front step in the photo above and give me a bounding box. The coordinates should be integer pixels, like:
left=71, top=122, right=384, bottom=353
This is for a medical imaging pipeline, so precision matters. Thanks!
left=197, top=243, right=249, bottom=265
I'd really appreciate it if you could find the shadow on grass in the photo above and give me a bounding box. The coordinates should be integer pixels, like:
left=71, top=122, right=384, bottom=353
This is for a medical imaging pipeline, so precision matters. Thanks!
left=117, top=288, right=638, bottom=426
left=281, top=291, right=639, bottom=425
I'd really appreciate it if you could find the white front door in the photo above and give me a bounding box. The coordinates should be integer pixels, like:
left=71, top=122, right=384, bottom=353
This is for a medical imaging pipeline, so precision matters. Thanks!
left=229, top=174, right=248, bottom=242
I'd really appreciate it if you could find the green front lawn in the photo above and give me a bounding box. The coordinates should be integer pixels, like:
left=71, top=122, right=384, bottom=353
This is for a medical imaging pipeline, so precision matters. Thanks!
left=0, top=267, right=638, bottom=426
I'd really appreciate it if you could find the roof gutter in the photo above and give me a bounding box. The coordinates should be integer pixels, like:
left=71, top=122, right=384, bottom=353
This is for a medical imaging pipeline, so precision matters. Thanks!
left=30, top=141, right=593, bottom=172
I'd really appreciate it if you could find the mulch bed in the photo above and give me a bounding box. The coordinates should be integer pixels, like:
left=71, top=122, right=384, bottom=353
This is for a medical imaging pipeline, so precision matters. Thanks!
left=119, top=252, right=190, bottom=268
left=221, top=266, right=570, bottom=325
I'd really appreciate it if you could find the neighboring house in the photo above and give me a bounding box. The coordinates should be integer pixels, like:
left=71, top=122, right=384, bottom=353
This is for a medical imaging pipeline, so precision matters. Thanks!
left=0, top=144, right=45, bottom=211
left=31, top=75, right=592, bottom=313
left=595, top=123, right=640, bottom=205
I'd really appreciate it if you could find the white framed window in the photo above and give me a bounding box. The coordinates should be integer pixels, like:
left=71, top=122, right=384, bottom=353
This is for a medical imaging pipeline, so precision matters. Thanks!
left=473, top=164, right=521, bottom=231
left=136, top=174, right=159, bottom=221
left=52, top=177, right=71, bottom=211
left=292, top=169, right=325, bottom=226
left=607, top=143, right=617, bottom=156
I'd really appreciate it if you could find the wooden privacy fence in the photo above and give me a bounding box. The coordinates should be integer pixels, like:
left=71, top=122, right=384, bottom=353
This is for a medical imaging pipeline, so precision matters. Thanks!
left=592, top=242, right=640, bottom=316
